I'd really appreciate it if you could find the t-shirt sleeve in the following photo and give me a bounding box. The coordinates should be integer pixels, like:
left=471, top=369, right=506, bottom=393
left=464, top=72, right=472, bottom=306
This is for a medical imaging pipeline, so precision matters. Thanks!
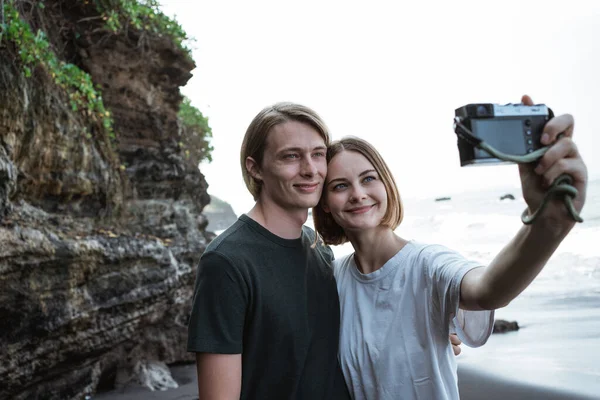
left=187, top=251, right=248, bottom=354
left=423, top=244, right=494, bottom=348
left=303, top=225, right=335, bottom=263
left=322, top=243, right=335, bottom=263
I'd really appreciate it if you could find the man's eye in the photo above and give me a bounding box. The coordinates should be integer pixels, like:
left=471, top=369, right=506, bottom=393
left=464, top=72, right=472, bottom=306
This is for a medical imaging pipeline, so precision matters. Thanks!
left=284, top=154, right=299, bottom=159
left=313, top=152, right=325, bottom=158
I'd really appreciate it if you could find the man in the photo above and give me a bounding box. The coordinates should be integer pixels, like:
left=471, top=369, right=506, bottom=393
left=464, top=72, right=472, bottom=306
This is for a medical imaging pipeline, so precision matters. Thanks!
left=187, top=102, right=350, bottom=399
left=187, top=102, right=462, bottom=399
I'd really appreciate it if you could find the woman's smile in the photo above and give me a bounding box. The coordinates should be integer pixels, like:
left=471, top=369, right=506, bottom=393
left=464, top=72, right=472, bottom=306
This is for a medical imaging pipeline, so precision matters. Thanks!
left=345, top=205, right=375, bottom=214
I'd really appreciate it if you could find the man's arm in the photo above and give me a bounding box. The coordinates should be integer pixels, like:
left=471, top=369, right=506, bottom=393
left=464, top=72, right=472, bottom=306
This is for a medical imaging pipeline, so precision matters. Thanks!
left=460, top=95, right=587, bottom=311
left=187, top=251, right=248, bottom=397
left=196, top=353, right=242, bottom=400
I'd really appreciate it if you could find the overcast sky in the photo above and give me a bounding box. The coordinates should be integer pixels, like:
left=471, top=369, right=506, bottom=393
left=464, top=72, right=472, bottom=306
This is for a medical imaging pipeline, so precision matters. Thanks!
left=159, top=0, right=599, bottom=215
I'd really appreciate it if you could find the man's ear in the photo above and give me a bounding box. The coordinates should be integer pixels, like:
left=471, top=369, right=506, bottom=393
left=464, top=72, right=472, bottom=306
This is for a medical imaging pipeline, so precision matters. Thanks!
left=245, top=156, right=262, bottom=182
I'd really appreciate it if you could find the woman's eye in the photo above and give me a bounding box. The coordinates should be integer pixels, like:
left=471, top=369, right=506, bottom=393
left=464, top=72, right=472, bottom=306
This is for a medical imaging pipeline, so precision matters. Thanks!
left=364, top=176, right=376, bottom=183
left=333, top=183, right=347, bottom=191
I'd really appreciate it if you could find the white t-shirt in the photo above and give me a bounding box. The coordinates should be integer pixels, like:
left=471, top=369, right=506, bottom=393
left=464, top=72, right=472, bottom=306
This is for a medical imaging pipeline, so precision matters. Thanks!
left=334, top=241, right=494, bottom=400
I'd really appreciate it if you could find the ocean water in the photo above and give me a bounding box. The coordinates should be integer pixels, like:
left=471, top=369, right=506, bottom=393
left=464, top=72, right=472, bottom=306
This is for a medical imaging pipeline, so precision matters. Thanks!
left=328, top=179, right=600, bottom=398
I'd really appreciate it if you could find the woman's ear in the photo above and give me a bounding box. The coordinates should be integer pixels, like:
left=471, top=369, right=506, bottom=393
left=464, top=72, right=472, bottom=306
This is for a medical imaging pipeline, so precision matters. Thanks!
left=245, top=156, right=262, bottom=182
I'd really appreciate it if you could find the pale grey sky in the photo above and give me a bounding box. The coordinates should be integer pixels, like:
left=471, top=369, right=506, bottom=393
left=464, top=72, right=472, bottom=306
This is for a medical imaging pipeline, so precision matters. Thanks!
left=159, top=0, right=599, bottom=215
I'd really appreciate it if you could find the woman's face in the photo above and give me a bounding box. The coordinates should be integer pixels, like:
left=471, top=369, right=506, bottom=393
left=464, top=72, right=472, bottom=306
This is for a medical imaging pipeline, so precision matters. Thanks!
left=322, top=150, right=388, bottom=233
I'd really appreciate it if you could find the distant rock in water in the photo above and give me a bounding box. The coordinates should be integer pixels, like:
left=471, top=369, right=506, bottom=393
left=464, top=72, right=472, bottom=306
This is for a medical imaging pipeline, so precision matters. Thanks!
left=500, top=193, right=516, bottom=201
left=435, top=197, right=451, bottom=202
left=493, top=319, right=520, bottom=333
left=204, top=195, right=238, bottom=232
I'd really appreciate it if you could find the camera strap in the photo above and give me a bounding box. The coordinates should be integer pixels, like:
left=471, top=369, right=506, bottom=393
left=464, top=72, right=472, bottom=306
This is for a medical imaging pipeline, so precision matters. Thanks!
left=453, top=117, right=583, bottom=225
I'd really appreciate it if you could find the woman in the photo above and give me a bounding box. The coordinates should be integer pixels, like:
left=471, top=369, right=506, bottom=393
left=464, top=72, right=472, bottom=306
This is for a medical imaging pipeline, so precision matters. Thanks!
left=312, top=97, right=587, bottom=400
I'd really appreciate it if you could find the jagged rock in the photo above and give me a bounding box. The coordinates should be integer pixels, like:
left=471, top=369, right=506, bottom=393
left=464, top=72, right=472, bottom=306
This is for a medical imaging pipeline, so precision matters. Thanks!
left=0, top=2, right=211, bottom=399
left=493, top=319, right=520, bottom=333
left=500, top=193, right=516, bottom=201
left=134, top=361, right=179, bottom=392
left=0, top=144, right=17, bottom=217
left=0, top=61, right=124, bottom=218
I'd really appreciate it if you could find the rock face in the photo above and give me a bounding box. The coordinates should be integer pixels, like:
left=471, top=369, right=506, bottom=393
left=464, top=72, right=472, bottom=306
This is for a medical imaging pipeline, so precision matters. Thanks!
left=0, top=2, right=212, bottom=399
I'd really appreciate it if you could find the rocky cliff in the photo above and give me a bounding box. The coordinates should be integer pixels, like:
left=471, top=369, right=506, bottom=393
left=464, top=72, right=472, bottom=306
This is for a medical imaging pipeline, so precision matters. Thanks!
left=0, top=2, right=212, bottom=399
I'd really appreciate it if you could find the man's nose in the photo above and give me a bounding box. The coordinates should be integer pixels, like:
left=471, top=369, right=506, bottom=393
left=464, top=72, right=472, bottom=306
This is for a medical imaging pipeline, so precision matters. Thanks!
left=300, top=155, right=318, bottom=176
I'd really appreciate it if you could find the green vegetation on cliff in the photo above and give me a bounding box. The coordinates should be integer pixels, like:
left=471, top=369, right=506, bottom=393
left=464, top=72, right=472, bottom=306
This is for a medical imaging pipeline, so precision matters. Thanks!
left=1, top=1, right=114, bottom=137
left=94, top=0, right=193, bottom=55
left=0, top=0, right=213, bottom=162
left=179, top=96, right=214, bottom=164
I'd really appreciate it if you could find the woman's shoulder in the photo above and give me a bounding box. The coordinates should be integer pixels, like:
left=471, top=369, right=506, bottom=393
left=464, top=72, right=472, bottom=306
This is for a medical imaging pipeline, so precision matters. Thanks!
left=400, top=241, right=465, bottom=273
left=409, top=241, right=454, bottom=258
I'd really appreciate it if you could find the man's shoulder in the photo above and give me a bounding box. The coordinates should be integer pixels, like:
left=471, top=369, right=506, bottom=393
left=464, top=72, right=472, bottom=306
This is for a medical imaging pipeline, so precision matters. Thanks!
left=200, top=218, right=266, bottom=281
left=206, top=215, right=271, bottom=249
left=204, top=216, right=292, bottom=261
left=204, top=217, right=246, bottom=252
left=303, top=225, right=335, bottom=265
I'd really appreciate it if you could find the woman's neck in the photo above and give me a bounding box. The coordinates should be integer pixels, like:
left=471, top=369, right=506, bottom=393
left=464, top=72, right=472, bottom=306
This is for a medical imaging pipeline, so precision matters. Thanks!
left=346, top=227, right=407, bottom=274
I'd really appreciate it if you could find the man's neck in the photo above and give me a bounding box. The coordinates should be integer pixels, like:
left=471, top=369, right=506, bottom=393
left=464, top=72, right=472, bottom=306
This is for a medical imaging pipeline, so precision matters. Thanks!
left=246, top=199, right=309, bottom=240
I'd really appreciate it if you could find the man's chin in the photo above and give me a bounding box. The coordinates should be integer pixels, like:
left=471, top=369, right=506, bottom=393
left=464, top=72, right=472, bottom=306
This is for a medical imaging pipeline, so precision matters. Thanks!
left=284, top=201, right=317, bottom=214
left=300, top=196, right=321, bottom=209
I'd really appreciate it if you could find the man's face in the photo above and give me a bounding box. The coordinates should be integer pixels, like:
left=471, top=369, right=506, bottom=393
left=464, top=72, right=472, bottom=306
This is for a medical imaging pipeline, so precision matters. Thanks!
left=255, top=121, right=327, bottom=212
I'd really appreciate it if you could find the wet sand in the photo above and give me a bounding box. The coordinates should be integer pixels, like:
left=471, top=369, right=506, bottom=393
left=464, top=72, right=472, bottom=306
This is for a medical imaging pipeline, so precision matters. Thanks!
left=94, top=364, right=198, bottom=400
left=94, top=362, right=599, bottom=400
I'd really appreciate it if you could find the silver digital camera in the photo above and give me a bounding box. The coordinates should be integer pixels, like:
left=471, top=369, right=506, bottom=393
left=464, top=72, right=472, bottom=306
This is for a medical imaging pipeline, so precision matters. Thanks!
left=454, top=103, right=554, bottom=166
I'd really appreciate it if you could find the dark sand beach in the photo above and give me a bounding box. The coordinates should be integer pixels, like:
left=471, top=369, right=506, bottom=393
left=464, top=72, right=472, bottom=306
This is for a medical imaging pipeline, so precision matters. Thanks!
left=94, top=364, right=198, bottom=400
left=93, top=362, right=599, bottom=400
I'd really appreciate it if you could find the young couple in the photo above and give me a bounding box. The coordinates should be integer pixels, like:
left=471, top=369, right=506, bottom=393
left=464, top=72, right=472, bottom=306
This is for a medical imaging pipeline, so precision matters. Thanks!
left=187, top=97, right=587, bottom=400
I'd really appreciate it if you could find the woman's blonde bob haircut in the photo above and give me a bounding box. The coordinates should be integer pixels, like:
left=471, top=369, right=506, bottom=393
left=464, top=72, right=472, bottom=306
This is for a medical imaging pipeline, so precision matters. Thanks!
left=313, top=136, right=404, bottom=246
left=240, top=102, right=331, bottom=200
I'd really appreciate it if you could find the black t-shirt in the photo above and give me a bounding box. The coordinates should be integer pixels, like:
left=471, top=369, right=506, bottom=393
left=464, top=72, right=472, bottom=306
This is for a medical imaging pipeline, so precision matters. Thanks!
left=187, top=214, right=350, bottom=400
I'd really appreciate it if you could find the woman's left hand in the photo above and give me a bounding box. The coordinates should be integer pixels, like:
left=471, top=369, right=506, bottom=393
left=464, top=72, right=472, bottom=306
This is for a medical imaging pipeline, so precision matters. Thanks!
left=450, top=334, right=462, bottom=356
